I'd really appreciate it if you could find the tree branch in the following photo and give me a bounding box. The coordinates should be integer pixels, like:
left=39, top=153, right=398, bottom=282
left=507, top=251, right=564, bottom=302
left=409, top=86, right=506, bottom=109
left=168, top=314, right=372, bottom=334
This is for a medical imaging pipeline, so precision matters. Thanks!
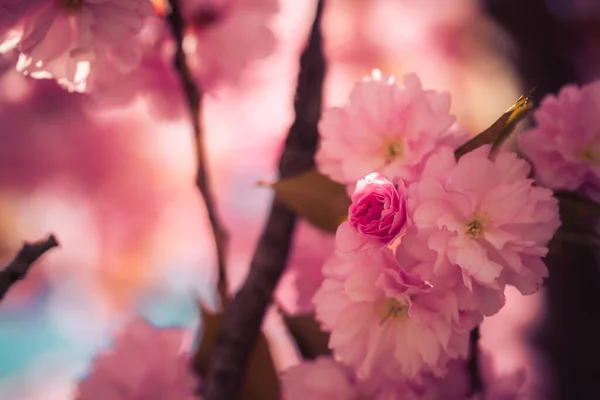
left=166, top=0, right=228, bottom=297
left=202, top=1, right=327, bottom=398
left=467, top=326, right=484, bottom=395
left=0, top=234, right=59, bottom=302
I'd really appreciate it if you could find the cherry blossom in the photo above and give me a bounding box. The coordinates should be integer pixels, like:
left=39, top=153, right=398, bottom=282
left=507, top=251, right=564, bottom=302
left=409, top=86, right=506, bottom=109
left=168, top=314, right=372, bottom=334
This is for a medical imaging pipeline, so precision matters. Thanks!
left=316, top=70, right=467, bottom=186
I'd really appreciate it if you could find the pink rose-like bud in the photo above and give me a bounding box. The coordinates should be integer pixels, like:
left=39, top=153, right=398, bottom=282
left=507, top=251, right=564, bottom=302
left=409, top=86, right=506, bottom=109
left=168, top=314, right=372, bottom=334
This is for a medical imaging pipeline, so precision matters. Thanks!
left=348, top=172, right=407, bottom=243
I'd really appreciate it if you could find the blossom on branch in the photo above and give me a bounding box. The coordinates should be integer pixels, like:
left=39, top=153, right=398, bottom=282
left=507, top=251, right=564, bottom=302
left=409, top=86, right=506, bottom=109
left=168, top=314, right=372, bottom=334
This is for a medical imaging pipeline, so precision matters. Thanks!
left=316, top=70, right=467, bottom=186
left=348, top=172, right=408, bottom=244
left=75, top=317, right=199, bottom=400
left=1, top=0, right=154, bottom=92
left=282, top=356, right=471, bottom=400
left=313, top=244, right=469, bottom=379
left=182, top=0, right=278, bottom=90
left=408, top=145, right=560, bottom=305
left=519, top=80, right=600, bottom=202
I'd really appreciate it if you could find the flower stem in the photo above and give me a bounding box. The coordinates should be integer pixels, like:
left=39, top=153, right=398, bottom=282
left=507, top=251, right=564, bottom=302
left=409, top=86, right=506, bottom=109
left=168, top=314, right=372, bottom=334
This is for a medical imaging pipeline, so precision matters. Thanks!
left=166, top=0, right=229, bottom=301
left=201, top=1, right=327, bottom=398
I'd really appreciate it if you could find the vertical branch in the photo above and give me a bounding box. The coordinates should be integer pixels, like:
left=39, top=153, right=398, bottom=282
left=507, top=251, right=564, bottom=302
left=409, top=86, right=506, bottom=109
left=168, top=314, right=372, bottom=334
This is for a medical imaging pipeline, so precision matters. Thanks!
left=467, top=326, right=484, bottom=395
left=166, top=0, right=228, bottom=298
left=0, top=234, right=59, bottom=301
left=202, top=1, right=327, bottom=399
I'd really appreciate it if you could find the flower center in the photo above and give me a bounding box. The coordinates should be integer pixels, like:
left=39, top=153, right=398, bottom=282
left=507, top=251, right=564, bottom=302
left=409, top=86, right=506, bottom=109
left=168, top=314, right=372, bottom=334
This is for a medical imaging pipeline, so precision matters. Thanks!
left=59, top=0, right=83, bottom=10
left=383, top=140, right=403, bottom=164
left=465, top=215, right=486, bottom=239
left=379, top=298, right=408, bottom=325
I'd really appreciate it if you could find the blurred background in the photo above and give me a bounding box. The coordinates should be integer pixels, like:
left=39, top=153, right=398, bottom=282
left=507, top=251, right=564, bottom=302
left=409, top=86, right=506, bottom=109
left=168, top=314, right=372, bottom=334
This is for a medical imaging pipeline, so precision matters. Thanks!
left=0, top=0, right=599, bottom=398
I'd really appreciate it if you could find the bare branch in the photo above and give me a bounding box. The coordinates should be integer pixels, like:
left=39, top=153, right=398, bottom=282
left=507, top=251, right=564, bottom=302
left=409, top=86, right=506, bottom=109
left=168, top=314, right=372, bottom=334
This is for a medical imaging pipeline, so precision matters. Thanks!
left=0, top=234, right=59, bottom=302
left=202, top=1, right=327, bottom=398
left=166, top=0, right=228, bottom=297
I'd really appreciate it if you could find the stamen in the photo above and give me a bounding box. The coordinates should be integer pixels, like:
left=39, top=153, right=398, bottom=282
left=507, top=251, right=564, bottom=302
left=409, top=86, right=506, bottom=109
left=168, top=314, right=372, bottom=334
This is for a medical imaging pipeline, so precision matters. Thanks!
left=383, top=140, right=403, bottom=164
left=379, top=298, right=408, bottom=325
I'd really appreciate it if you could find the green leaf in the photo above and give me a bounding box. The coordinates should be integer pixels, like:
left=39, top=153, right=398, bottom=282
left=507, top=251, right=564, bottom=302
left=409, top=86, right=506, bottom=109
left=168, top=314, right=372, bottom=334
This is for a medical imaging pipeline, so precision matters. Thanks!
left=268, top=169, right=351, bottom=233
left=193, top=306, right=280, bottom=400
left=455, top=88, right=535, bottom=160
left=283, top=313, right=331, bottom=359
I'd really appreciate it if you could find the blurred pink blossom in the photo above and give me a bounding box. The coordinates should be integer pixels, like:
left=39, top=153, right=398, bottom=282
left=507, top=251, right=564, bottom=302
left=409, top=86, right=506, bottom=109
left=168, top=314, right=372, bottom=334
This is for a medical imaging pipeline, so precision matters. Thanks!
left=275, top=221, right=335, bottom=315
left=313, top=245, right=469, bottom=380
left=3, top=0, right=154, bottom=92
left=183, top=0, right=278, bottom=91
left=282, top=356, right=358, bottom=400
left=519, top=80, right=600, bottom=203
left=316, top=70, right=466, bottom=186
left=282, top=356, right=471, bottom=400
left=472, top=351, right=529, bottom=400
left=75, top=317, right=199, bottom=400
left=348, top=172, right=407, bottom=244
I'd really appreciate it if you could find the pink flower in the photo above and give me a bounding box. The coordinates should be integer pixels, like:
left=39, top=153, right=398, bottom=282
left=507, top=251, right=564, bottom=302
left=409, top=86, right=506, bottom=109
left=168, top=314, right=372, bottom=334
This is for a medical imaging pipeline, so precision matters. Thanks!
left=283, top=357, right=471, bottom=400
left=75, top=318, right=199, bottom=400
left=313, top=245, right=469, bottom=379
left=408, top=146, right=560, bottom=301
left=349, top=172, right=408, bottom=243
left=183, top=0, right=278, bottom=90
left=316, top=70, right=467, bottom=186
left=518, top=80, right=600, bottom=202
left=473, top=351, right=529, bottom=400
left=4, top=0, right=154, bottom=92
left=282, top=357, right=359, bottom=400
left=275, top=221, right=335, bottom=315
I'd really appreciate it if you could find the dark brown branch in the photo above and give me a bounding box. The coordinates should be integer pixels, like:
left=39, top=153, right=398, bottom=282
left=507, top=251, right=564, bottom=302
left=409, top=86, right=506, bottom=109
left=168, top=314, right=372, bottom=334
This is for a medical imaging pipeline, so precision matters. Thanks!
left=166, top=0, right=228, bottom=297
left=0, top=234, right=59, bottom=301
left=467, top=326, right=484, bottom=395
left=202, top=1, right=327, bottom=399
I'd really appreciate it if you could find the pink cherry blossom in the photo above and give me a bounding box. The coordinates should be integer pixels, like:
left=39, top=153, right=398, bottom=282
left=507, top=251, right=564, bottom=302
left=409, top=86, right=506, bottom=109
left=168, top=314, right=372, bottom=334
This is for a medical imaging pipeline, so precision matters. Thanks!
left=75, top=317, right=199, bottom=400
left=3, top=0, right=154, bottom=92
left=316, top=70, right=467, bottom=186
left=183, top=0, right=278, bottom=91
left=275, top=220, right=335, bottom=315
left=313, top=245, right=469, bottom=379
left=518, top=80, right=600, bottom=202
left=282, top=357, right=359, bottom=400
left=283, top=357, right=471, bottom=400
left=349, top=172, right=408, bottom=244
left=408, top=145, right=560, bottom=303
left=472, top=351, right=529, bottom=400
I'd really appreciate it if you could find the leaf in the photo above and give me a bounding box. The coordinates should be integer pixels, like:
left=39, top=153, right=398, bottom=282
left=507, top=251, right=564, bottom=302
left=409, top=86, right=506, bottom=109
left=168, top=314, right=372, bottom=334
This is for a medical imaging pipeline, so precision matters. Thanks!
left=268, top=169, right=351, bottom=233
left=193, top=307, right=280, bottom=400
left=454, top=88, right=535, bottom=160
left=283, top=313, right=331, bottom=359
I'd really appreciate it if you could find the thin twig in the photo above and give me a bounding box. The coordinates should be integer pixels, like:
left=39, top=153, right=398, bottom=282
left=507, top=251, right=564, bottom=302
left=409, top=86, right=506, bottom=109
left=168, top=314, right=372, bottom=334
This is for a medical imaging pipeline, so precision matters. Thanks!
left=166, top=0, right=228, bottom=299
left=467, top=326, right=484, bottom=395
left=202, top=1, right=327, bottom=398
left=0, top=234, right=59, bottom=301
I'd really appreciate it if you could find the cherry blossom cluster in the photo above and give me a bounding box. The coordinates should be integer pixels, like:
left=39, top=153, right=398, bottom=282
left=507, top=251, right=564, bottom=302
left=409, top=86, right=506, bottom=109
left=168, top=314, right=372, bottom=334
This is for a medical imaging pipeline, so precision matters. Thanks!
left=0, top=0, right=277, bottom=93
left=283, top=71, right=561, bottom=399
left=519, top=80, right=600, bottom=203
left=75, top=318, right=200, bottom=400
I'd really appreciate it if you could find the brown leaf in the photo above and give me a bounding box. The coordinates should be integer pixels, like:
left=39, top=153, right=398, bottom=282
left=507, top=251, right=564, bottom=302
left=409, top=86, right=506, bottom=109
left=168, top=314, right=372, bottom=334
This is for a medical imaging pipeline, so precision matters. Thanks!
left=268, top=169, right=350, bottom=233
left=283, top=313, right=331, bottom=359
left=455, top=88, right=535, bottom=160
left=194, top=307, right=280, bottom=400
